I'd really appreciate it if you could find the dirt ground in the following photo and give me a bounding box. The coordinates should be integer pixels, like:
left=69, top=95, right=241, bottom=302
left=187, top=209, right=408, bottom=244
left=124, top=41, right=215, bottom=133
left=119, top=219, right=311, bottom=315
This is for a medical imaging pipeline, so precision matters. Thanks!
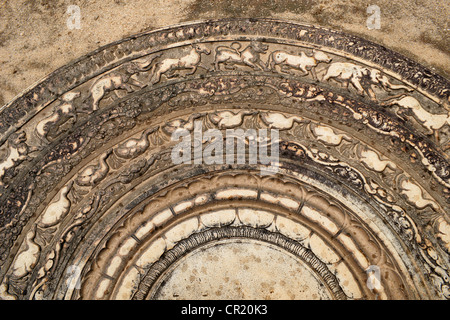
left=0, top=0, right=448, bottom=106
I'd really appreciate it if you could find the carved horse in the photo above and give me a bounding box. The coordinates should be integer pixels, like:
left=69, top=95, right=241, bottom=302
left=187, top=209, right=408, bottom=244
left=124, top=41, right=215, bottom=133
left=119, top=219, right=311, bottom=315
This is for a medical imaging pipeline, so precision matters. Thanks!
left=213, top=41, right=268, bottom=71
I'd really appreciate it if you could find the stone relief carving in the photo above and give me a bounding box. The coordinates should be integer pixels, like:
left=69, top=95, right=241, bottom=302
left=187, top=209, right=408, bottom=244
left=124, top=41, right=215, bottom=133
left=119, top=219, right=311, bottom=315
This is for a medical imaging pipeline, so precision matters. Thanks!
left=0, top=18, right=447, bottom=136
left=35, top=92, right=81, bottom=144
left=3, top=108, right=445, bottom=299
left=435, top=218, right=450, bottom=254
left=310, top=124, right=351, bottom=146
left=75, top=151, right=111, bottom=187
left=113, top=127, right=159, bottom=160
left=383, top=95, right=450, bottom=143
left=88, top=59, right=156, bottom=111
left=0, top=19, right=448, bottom=300
left=260, top=112, right=304, bottom=130
left=1, top=100, right=448, bottom=299
left=39, top=182, right=73, bottom=228
left=162, top=113, right=205, bottom=134
left=209, top=110, right=256, bottom=129
left=398, top=176, right=440, bottom=211
left=356, top=146, right=397, bottom=173
left=150, top=44, right=210, bottom=84
left=267, top=49, right=332, bottom=80
left=86, top=172, right=414, bottom=300
left=213, top=41, right=268, bottom=71
left=0, top=131, right=39, bottom=187
left=323, top=62, right=412, bottom=100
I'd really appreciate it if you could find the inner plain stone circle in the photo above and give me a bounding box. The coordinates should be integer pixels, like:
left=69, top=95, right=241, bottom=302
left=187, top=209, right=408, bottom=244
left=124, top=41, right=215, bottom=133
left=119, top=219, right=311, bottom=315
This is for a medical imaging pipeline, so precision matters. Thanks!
left=150, top=238, right=332, bottom=300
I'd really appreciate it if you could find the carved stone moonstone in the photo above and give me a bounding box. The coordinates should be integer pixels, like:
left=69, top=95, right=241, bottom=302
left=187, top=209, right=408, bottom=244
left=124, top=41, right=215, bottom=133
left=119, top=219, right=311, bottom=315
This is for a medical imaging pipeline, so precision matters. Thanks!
left=0, top=19, right=449, bottom=300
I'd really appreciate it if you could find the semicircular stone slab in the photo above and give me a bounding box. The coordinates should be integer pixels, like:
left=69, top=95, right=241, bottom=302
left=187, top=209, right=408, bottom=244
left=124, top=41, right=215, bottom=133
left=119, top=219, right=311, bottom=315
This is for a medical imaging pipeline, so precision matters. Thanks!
left=0, top=18, right=449, bottom=301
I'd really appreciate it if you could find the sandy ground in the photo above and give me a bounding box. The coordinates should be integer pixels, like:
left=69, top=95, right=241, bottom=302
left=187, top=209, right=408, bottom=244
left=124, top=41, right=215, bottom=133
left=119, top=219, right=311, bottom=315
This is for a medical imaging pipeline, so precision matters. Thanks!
left=0, top=0, right=448, bottom=106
